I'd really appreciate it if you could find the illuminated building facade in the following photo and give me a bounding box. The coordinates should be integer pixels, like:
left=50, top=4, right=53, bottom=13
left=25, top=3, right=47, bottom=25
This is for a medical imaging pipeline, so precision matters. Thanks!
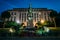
left=8, top=5, right=52, bottom=27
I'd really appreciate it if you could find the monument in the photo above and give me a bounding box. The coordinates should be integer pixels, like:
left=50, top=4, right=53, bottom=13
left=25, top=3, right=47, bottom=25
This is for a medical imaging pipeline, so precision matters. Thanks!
left=27, top=3, right=33, bottom=28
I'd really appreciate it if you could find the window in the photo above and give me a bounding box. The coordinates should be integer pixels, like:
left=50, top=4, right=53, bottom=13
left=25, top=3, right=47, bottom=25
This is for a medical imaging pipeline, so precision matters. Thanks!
left=11, top=16, right=13, bottom=21
left=44, top=13, right=46, bottom=15
left=14, top=12, right=16, bottom=15
left=14, top=16, right=16, bottom=21
left=44, top=15, right=46, bottom=20
left=11, top=12, right=13, bottom=15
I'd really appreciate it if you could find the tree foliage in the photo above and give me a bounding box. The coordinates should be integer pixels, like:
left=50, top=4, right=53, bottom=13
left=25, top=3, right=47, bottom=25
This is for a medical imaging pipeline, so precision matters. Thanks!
left=49, top=10, right=57, bottom=18
left=50, top=10, right=58, bottom=27
left=1, top=11, right=11, bottom=20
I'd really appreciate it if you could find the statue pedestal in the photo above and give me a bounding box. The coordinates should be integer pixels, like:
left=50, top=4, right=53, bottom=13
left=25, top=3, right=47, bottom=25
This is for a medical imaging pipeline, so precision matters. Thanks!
left=27, top=20, right=33, bottom=27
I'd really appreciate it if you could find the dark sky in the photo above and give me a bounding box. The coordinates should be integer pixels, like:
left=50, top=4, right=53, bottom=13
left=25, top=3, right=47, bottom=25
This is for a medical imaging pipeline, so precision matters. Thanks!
left=0, top=0, right=60, bottom=14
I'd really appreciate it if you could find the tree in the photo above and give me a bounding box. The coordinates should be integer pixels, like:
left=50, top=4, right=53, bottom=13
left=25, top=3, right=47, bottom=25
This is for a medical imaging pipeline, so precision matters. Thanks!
left=1, top=11, right=10, bottom=21
left=5, top=21, right=19, bottom=28
left=1, top=11, right=11, bottom=28
left=49, top=10, right=57, bottom=28
left=36, top=21, right=42, bottom=28
left=44, top=21, right=54, bottom=27
left=55, top=12, right=60, bottom=27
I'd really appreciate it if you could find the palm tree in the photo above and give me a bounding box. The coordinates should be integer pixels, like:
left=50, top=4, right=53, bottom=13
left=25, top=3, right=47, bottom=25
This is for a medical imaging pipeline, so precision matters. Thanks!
left=1, top=11, right=11, bottom=28
left=49, top=10, right=57, bottom=28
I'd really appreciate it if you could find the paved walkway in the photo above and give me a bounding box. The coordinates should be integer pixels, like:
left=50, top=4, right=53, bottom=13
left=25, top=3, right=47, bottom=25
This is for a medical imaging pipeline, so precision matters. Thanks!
left=0, top=37, right=60, bottom=40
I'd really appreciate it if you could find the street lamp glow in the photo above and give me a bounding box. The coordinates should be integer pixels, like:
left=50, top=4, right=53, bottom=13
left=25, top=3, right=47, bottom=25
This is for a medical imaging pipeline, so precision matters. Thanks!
left=16, top=20, right=20, bottom=23
left=41, top=20, right=44, bottom=24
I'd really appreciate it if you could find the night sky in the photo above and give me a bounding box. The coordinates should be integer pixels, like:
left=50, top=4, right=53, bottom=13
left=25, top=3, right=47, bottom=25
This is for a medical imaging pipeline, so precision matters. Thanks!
left=0, top=0, right=60, bottom=14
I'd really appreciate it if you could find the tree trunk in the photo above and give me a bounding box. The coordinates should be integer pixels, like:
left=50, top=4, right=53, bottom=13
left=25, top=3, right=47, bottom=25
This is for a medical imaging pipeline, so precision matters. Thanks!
left=53, top=18, right=56, bottom=28
left=3, top=18, right=6, bottom=28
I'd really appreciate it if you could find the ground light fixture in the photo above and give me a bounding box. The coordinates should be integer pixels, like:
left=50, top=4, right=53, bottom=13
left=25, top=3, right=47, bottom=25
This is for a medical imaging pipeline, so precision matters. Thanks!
left=44, top=26, right=50, bottom=32
left=9, top=28, right=15, bottom=33
left=36, top=26, right=50, bottom=35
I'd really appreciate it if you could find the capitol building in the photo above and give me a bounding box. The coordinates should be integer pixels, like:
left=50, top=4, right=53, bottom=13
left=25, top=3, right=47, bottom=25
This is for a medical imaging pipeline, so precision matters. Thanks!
left=8, top=4, right=52, bottom=27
